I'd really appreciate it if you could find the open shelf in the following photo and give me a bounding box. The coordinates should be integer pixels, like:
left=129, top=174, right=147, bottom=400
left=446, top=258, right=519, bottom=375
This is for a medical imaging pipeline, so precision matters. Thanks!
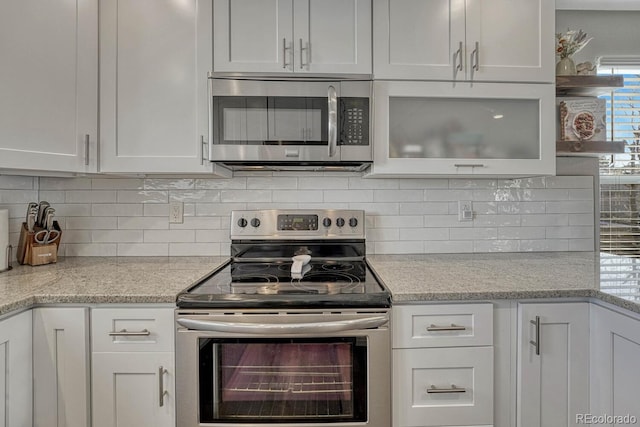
left=556, top=140, right=626, bottom=156
left=556, top=75, right=624, bottom=97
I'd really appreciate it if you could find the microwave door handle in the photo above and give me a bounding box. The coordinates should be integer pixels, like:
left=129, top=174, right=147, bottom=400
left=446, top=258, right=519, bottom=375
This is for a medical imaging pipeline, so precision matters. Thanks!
left=176, top=315, right=388, bottom=334
left=207, top=76, right=213, bottom=161
left=328, top=85, right=337, bottom=157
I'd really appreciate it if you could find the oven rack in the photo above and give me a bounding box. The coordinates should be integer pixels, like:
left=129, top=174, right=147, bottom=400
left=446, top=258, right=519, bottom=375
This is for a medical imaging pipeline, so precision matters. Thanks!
left=223, top=365, right=353, bottom=395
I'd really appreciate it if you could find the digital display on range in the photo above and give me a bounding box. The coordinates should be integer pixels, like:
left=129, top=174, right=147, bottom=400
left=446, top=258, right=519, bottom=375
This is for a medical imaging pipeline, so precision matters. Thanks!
left=277, top=214, right=318, bottom=231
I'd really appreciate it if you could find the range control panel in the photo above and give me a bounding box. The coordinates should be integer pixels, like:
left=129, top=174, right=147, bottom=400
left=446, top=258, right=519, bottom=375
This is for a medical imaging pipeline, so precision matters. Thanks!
left=231, top=209, right=365, bottom=240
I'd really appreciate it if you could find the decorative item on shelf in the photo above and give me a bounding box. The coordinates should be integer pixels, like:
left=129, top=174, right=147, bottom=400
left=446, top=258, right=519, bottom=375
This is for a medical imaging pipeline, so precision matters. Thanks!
left=558, top=97, right=606, bottom=141
left=16, top=201, right=62, bottom=266
left=556, top=29, right=592, bottom=76
left=576, top=61, right=597, bottom=76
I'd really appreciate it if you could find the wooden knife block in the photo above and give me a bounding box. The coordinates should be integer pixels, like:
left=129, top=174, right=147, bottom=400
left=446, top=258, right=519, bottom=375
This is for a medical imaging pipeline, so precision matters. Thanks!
left=17, top=221, right=62, bottom=266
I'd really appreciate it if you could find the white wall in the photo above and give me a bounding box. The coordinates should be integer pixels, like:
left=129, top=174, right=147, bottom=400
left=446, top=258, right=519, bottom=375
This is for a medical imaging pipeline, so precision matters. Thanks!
left=0, top=172, right=594, bottom=257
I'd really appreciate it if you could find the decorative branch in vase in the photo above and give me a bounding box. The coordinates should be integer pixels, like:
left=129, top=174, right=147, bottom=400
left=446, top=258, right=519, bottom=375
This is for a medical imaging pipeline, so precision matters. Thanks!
left=556, top=29, right=593, bottom=76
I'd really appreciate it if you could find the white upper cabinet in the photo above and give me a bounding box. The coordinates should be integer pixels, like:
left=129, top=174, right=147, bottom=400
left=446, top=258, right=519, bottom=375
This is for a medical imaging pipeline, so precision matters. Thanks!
left=214, top=0, right=372, bottom=75
left=0, top=0, right=98, bottom=173
left=373, top=0, right=554, bottom=83
left=369, top=80, right=555, bottom=177
left=100, top=0, right=230, bottom=175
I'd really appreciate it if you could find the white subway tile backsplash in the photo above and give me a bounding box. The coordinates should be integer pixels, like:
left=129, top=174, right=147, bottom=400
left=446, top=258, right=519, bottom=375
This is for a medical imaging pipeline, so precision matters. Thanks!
left=373, top=190, right=420, bottom=202
left=117, top=243, right=168, bottom=257
left=66, top=190, right=117, bottom=204
left=144, top=230, right=195, bottom=243
left=117, top=190, right=168, bottom=204
left=66, top=217, right=118, bottom=230
left=247, top=177, right=297, bottom=190
left=91, top=203, right=143, bottom=217
left=118, top=217, right=168, bottom=230
left=92, top=230, right=144, bottom=243
left=272, top=190, right=323, bottom=203
left=92, top=178, right=144, bottom=190
left=144, top=178, right=195, bottom=190
left=0, top=173, right=598, bottom=257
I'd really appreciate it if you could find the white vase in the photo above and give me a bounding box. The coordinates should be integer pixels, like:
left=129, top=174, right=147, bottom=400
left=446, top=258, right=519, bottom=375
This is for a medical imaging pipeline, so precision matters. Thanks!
left=556, top=57, right=576, bottom=76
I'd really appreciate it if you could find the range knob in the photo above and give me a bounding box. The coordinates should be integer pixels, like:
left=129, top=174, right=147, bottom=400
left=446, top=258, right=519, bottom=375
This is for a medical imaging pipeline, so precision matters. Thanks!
left=237, top=218, right=248, bottom=228
left=336, top=217, right=345, bottom=228
left=349, top=217, right=358, bottom=228
left=250, top=218, right=261, bottom=228
left=322, top=218, right=332, bottom=228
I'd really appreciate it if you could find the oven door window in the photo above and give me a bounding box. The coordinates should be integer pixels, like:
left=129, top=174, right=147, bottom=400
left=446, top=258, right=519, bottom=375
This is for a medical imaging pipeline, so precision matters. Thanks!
left=213, top=97, right=328, bottom=146
left=198, top=337, right=367, bottom=423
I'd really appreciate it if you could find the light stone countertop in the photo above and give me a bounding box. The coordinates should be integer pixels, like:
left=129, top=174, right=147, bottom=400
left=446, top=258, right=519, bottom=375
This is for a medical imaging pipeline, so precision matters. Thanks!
left=1, top=252, right=638, bottom=317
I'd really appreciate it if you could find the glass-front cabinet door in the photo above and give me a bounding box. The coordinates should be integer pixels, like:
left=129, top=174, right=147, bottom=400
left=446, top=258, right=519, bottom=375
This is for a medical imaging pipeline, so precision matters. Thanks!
left=368, top=81, right=555, bottom=177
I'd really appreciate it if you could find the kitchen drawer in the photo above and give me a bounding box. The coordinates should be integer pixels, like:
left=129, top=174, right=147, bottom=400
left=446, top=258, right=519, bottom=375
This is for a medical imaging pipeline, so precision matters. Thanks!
left=393, top=303, right=493, bottom=349
left=92, top=308, right=174, bottom=353
left=393, top=346, right=494, bottom=427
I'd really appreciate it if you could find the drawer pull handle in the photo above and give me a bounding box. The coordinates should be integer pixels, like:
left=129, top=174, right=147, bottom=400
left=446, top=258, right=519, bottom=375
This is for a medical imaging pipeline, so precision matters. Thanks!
left=426, top=324, right=466, bottom=332
left=427, top=384, right=466, bottom=394
left=108, top=329, right=151, bottom=337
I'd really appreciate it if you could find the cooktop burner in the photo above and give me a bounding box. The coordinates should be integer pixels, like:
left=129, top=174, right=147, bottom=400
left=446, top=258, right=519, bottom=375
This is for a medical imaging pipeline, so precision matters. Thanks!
left=177, top=259, right=391, bottom=309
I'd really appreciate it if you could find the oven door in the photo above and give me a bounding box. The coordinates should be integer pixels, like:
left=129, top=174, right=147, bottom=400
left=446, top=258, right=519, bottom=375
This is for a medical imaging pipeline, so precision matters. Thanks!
left=175, top=310, right=390, bottom=427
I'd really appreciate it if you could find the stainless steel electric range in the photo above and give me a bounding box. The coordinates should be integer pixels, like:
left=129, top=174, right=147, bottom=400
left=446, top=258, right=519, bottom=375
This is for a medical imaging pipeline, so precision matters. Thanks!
left=175, top=209, right=391, bottom=427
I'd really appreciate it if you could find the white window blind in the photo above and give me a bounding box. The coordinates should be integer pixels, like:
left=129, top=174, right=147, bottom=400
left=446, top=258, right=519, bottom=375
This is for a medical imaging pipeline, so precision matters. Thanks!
left=598, top=59, right=640, bottom=300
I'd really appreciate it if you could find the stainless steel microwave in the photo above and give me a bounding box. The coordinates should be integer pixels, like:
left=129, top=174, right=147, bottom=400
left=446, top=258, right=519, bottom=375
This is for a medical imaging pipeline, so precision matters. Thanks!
left=207, top=77, right=372, bottom=171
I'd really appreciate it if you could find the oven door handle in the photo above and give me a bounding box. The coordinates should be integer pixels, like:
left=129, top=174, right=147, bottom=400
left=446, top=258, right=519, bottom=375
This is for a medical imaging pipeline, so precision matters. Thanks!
left=176, top=315, right=388, bottom=334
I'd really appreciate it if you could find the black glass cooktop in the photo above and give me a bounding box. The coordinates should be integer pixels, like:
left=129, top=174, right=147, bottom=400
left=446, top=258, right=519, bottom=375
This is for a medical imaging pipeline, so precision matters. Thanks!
left=176, top=259, right=391, bottom=309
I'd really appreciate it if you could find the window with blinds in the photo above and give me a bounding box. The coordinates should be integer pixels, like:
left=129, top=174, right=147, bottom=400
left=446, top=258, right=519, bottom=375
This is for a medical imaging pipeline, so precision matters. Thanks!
left=598, top=60, right=640, bottom=301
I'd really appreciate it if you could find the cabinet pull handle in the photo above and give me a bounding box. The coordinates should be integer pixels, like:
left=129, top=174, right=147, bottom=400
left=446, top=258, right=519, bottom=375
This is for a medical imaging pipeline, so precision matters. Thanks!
left=454, top=163, right=484, bottom=168
left=84, top=134, right=90, bottom=166
left=470, top=41, right=480, bottom=72
left=108, top=329, right=151, bottom=337
left=159, top=366, right=168, bottom=407
left=427, top=384, right=466, bottom=394
left=426, top=324, right=466, bottom=332
left=530, top=316, right=540, bottom=356
left=454, top=41, right=463, bottom=72
left=299, top=38, right=305, bottom=69
left=283, top=38, right=291, bottom=69
left=200, top=135, right=207, bottom=165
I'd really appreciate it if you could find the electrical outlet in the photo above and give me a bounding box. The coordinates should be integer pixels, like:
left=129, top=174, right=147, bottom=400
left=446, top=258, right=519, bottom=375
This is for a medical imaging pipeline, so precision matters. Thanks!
left=169, top=202, right=184, bottom=224
left=458, top=200, right=473, bottom=222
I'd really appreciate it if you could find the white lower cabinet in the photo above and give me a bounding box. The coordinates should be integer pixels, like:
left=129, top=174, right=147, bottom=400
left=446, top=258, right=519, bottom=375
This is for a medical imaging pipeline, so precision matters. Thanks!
left=393, top=303, right=494, bottom=427
left=91, top=307, right=176, bottom=427
left=517, top=302, right=590, bottom=427
left=92, top=352, right=175, bottom=427
left=33, top=307, right=90, bottom=427
left=590, top=304, right=640, bottom=423
left=0, top=310, right=32, bottom=427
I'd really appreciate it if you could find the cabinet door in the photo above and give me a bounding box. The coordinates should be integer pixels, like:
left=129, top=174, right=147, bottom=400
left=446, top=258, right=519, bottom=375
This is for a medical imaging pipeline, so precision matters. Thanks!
left=369, top=80, right=555, bottom=177
left=0, top=0, right=97, bottom=173
left=101, top=0, right=227, bottom=174
left=591, top=305, right=640, bottom=422
left=0, top=311, right=32, bottom=427
left=33, top=308, right=90, bottom=427
left=373, top=0, right=465, bottom=80
left=213, top=0, right=294, bottom=73
left=92, top=352, right=175, bottom=427
left=517, top=303, right=589, bottom=427
left=465, top=0, right=554, bottom=83
left=294, top=0, right=372, bottom=75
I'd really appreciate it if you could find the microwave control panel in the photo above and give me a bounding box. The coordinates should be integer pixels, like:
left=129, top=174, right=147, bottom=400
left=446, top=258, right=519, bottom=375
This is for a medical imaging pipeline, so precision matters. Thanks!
left=340, top=98, right=369, bottom=146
